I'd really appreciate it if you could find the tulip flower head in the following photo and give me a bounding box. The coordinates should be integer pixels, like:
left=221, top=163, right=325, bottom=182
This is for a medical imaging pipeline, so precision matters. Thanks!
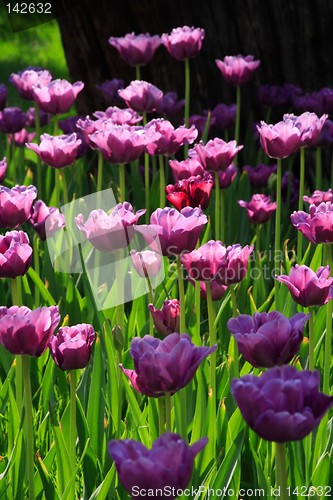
left=108, top=32, right=161, bottom=66
left=0, top=157, right=8, bottom=182
left=145, top=118, right=198, bottom=156
left=32, top=79, right=84, bottom=114
left=49, top=323, right=95, bottom=370
left=181, top=240, right=227, bottom=282
left=227, top=311, right=309, bottom=368
left=257, top=119, right=302, bottom=159
left=120, top=333, right=216, bottom=397
left=88, top=124, right=147, bottom=163
left=0, top=305, right=60, bottom=357
left=291, top=202, right=333, bottom=244
left=215, top=55, right=260, bottom=86
left=218, top=163, right=237, bottom=189
left=26, top=133, right=82, bottom=168
left=29, top=200, right=65, bottom=240
left=148, top=299, right=180, bottom=336
left=303, top=189, right=333, bottom=206
left=0, top=107, right=28, bottom=134
left=93, top=106, right=142, bottom=125
left=231, top=365, right=333, bottom=441
left=109, top=433, right=208, bottom=498
left=0, top=84, right=8, bottom=110
left=215, top=243, right=254, bottom=286
left=162, top=26, right=205, bottom=61
left=211, top=103, right=237, bottom=131
left=243, top=163, right=277, bottom=188
left=166, top=174, right=214, bottom=210
left=0, top=185, right=37, bottom=229
left=8, top=128, right=36, bottom=148
left=284, top=112, right=328, bottom=148
left=238, top=194, right=277, bottom=224
left=169, top=157, right=205, bottom=182
left=189, top=138, right=243, bottom=172
left=9, top=67, right=52, bottom=100
left=156, top=91, right=185, bottom=118
left=96, top=79, right=124, bottom=105
left=130, top=249, right=162, bottom=279
left=0, top=231, right=33, bottom=278
left=118, top=80, right=163, bottom=113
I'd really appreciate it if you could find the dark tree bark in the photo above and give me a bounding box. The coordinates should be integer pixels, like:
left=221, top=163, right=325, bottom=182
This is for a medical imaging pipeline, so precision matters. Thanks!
left=55, top=0, right=333, bottom=118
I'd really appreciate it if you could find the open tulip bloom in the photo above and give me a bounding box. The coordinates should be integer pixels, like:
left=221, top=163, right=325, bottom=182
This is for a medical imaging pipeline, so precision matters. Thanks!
left=162, top=26, right=205, bottom=61
left=291, top=202, right=333, bottom=244
left=108, top=32, right=161, bottom=67
left=32, top=79, right=84, bottom=115
left=215, top=55, right=260, bottom=87
left=27, top=133, right=82, bottom=168
left=0, top=185, right=37, bottom=229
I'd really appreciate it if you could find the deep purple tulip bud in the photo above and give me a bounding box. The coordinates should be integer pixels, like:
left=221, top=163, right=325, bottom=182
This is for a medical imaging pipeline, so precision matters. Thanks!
left=148, top=299, right=180, bottom=336
left=32, top=79, right=84, bottom=114
left=0, top=107, right=28, bottom=134
left=238, top=194, right=277, bottom=224
left=243, top=163, right=277, bottom=188
left=211, top=103, right=237, bottom=131
left=29, top=200, right=65, bottom=240
left=108, top=33, right=161, bottom=66
left=108, top=433, right=208, bottom=498
left=58, top=115, right=84, bottom=134
left=169, top=157, right=205, bottom=182
left=9, top=68, right=52, bottom=100
left=0, top=185, right=37, bottom=229
left=216, top=55, right=260, bottom=86
left=0, top=158, right=8, bottom=182
left=27, top=133, right=81, bottom=168
left=166, top=174, right=214, bottom=211
left=136, top=206, right=207, bottom=257
left=181, top=240, right=227, bottom=282
left=49, top=323, right=95, bottom=370
left=93, top=106, right=142, bottom=125
left=284, top=112, right=328, bottom=148
left=118, top=80, right=163, bottom=113
left=0, top=305, right=60, bottom=357
left=276, top=265, right=333, bottom=307
left=257, top=83, right=302, bottom=108
left=75, top=202, right=146, bottom=252
left=145, top=118, right=198, bottom=156
left=88, top=124, right=147, bottom=163
left=162, top=26, right=205, bottom=61
left=96, top=79, right=124, bottom=105
left=188, top=112, right=214, bottom=140
left=291, top=202, right=333, bottom=244
left=292, top=92, right=324, bottom=116
left=25, top=106, right=50, bottom=128
left=228, top=311, right=309, bottom=368
left=8, top=128, right=36, bottom=148
left=130, top=250, right=162, bottom=278
left=189, top=138, right=243, bottom=172
left=120, top=333, right=216, bottom=397
left=215, top=243, right=254, bottom=286
left=304, top=189, right=333, bottom=206
left=218, top=163, right=237, bottom=188
left=231, top=366, right=333, bottom=442
left=257, top=119, right=302, bottom=159
left=0, top=231, right=33, bottom=278
left=0, top=84, right=8, bottom=110
left=155, top=91, right=185, bottom=118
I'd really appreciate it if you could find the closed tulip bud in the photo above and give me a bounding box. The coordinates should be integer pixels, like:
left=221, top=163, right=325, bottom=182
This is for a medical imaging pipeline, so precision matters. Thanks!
left=148, top=299, right=180, bottom=336
left=118, top=80, right=163, bottom=113
left=0, top=107, right=28, bottom=134
left=130, top=249, right=162, bottom=278
left=238, top=194, right=277, bottom=224
left=291, top=202, right=333, bottom=244
left=0, top=231, right=33, bottom=278
left=189, top=138, right=243, bottom=172
left=49, top=323, right=95, bottom=370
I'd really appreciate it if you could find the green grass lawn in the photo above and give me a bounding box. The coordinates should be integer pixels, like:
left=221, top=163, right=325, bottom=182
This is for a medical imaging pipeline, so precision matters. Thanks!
left=0, top=12, right=68, bottom=107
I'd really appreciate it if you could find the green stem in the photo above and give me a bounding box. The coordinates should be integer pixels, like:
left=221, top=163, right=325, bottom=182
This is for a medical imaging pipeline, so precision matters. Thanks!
left=308, top=307, right=315, bottom=370
left=11, top=277, right=23, bottom=413
left=274, top=158, right=282, bottom=311
left=194, top=280, right=201, bottom=344
left=214, top=171, right=220, bottom=241
left=220, top=187, right=225, bottom=243
left=275, top=442, right=288, bottom=500
left=159, top=155, right=166, bottom=207
left=324, top=243, right=333, bottom=393
left=60, top=169, right=69, bottom=205
left=234, top=86, right=241, bottom=163
left=177, top=256, right=186, bottom=332
left=206, top=281, right=217, bottom=459
left=184, top=58, right=190, bottom=157
left=34, top=102, right=42, bottom=199
left=115, top=250, right=124, bottom=437
left=297, top=147, right=305, bottom=261
left=315, top=147, right=322, bottom=190
left=143, top=112, right=150, bottom=222
left=147, top=277, right=154, bottom=336
left=33, top=234, right=40, bottom=305
left=230, top=286, right=239, bottom=378
left=22, top=356, right=36, bottom=500
left=165, top=393, right=171, bottom=432
left=119, top=163, right=125, bottom=202
left=69, top=370, right=77, bottom=494
left=135, top=65, right=141, bottom=80
left=97, top=150, right=103, bottom=193
left=158, top=397, right=165, bottom=435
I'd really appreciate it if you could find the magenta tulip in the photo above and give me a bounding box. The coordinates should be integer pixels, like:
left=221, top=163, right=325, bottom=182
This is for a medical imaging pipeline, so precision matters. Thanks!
left=9, top=68, right=52, bottom=100
left=8, top=128, right=36, bottom=148
left=215, top=244, right=254, bottom=286
left=32, top=79, right=84, bottom=114
left=291, top=202, right=333, bottom=244
left=49, top=323, right=95, bottom=370
left=93, top=106, right=142, bottom=125
left=284, top=112, right=328, bottom=147
left=148, top=299, right=180, bottom=336
left=26, top=133, right=82, bottom=168
left=88, top=124, right=147, bottom=163
left=0, top=185, right=37, bottom=229
left=29, top=200, right=65, bottom=240
left=169, top=157, right=205, bottom=182
left=0, top=158, right=7, bottom=182
left=108, top=32, right=161, bottom=66
left=215, top=55, right=260, bottom=86
left=130, top=250, right=162, bottom=278
left=145, top=119, right=197, bottom=156
left=304, top=189, right=333, bottom=206
left=257, top=119, right=301, bottom=159
left=238, top=194, right=277, bottom=224
left=189, top=138, right=243, bottom=172
left=218, top=163, right=237, bottom=188
left=118, top=80, right=163, bottom=113
left=0, top=231, right=32, bottom=278
left=162, top=26, right=205, bottom=61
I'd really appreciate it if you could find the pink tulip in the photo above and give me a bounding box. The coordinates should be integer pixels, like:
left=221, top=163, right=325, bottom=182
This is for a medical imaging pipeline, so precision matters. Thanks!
left=26, top=133, right=82, bottom=168
left=32, top=79, right=84, bottom=114
left=216, top=55, right=260, bottom=86
left=162, top=26, right=205, bottom=61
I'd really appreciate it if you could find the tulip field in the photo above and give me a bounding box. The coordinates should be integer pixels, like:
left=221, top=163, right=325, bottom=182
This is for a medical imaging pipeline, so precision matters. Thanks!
left=0, top=23, right=333, bottom=500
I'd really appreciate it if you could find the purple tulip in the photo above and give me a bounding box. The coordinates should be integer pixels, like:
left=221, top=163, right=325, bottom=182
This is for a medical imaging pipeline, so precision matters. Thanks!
left=75, top=202, right=146, bottom=252
left=181, top=240, right=227, bottom=282
left=257, top=83, right=302, bottom=108
left=228, top=311, right=309, bottom=368
left=257, top=119, right=302, bottom=159
left=0, top=107, right=28, bottom=134
left=155, top=91, right=185, bottom=118
left=243, top=163, right=277, bottom=188
left=162, top=26, right=205, bottom=61
left=109, top=433, right=207, bottom=498
left=215, top=243, right=254, bottom=286
left=238, top=194, right=277, bottom=224
left=276, top=265, right=333, bottom=307
left=231, top=366, right=333, bottom=442
left=25, top=106, right=50, bottom=128
left=293, top=92, right=325, bottom=116
left=166, top=173, right=214, bottom=211
left=120, top=333, right=216, bottom=397
left=189, top=138, right=243, bottom=172
left=145, top=118, right=198, bottom=156
left=0, top=305, right=60, bottom=357
left=218, top=163, right=237, bottom=188
left=187, top=278, right=227, bottom=301
left=58, top=116, right=84, bottom=134
left=0, top=158, right=8, bottom=182
left=26, top=133, right=82, bottom=168
left=188, top=112, right=214, bottom=140
left=0, top=84, right=8, bottom=110
left=284, top=112, right=328, bottom=148
left=169, top=158, right=205, bottom=182
left=29, top=200, right=65, bottom=240
left=0, top=185, right=37, bottom=229
left=211, top=103, right=237, bottom=131
left=96, top=79, right=124, bottom=105
left=304, top=189, right=333, bottom=206
left=118, top=80, right=163, bottom=113
left=0, top=231, right=33, bottom=278
left=148, top=299, right=180, bottom=336
left=9, top=68, right=52, bottom=100
left=88, top=124, right=147, bottom=163
left=215, top=55, right=260, bottom=86
left=93, top=106, right=142, bottom=125
left=130, top=249, right=162, bottom=278
left=136, top=206, right=207, bottom=257
left=291, top=202, right=333, bottom=244
left=32, top=79, right=84, bottom=114
left=108, top=32, right=161, bottom=66
left=49, top=323, right=95, bottom=370
left=8, top=128, right=36, bottom=148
